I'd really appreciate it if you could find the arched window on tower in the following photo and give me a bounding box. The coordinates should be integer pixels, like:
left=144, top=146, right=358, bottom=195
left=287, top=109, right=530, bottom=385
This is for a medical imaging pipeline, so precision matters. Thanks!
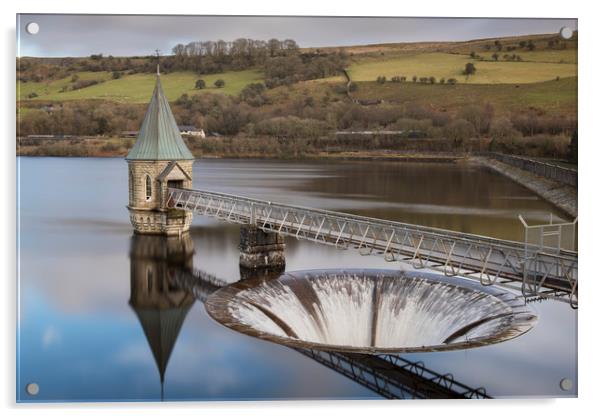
left=145, top=175, right=152, bottom=201
left=129, top=169, right=134, bottom=204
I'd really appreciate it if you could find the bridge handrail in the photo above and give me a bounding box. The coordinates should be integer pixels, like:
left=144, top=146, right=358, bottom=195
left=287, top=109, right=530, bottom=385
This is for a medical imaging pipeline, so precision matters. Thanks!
left=297, top=349, right=491, bottom=399
left=377, top=354, right=490, bottom=398
left=169, top=187, right=577, bottom=260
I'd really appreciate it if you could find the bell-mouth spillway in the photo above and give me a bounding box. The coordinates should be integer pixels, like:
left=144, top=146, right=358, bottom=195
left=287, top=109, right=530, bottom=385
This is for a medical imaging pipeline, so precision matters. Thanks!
left=205, top=269, right=538, bottom=353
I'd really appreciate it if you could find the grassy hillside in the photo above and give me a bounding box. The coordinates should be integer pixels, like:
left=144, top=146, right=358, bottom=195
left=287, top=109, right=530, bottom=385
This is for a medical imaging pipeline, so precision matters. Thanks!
left=17, top=32, right=577, bottom=161
left=263, top=75, right=577, bottom=118
left=17, top=51, right=576, bottom=106
left=17, top=69, right=263, bottom=103
left=512, top=49, right=576, bottom=64
left=348, top=77, right=577, bottom=116
left=17, top=32, right=577, bottom=106
left=18, top=71, right=113, bottom=100
left=304, top=32, right=577, bottom=56
left=346, top=52, right=576, bottom=84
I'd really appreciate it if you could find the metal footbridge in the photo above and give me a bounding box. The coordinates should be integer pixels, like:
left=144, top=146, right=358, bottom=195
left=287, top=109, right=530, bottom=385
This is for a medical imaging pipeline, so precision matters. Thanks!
left=168, top=187, right=578, bottom=307
left=297, top=349, right=490, bottom=399
left=168, top=265, right=227, bottom=303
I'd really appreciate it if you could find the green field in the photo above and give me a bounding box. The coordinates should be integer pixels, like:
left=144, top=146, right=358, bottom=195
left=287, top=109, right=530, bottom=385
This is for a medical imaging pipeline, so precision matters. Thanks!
left=17, top=71, right=113, bottom=100
left=17, top=69, right=263, bottom=103
left=349, top=77, right=577, bottom=115
left=346, top=52, right=576, bottom=84
left=16, top=36, right=577, bottom=111
left=16, top=107, right=42, bottom=117
left=509, top=49, right=577, bottom=64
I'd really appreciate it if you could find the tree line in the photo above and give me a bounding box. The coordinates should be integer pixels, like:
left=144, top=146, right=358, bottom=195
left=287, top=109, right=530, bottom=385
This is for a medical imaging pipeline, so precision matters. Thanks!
left=168, top=38, right=348, bottom=87
left=19, top=86, right=576, bottom=148
left=165, top=38, right=299, bottom=74
left=18, top=37, right=349, bottom=89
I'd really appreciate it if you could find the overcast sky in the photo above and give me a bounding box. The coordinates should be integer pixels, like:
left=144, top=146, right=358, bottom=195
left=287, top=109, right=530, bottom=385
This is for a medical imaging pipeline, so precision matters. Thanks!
left=17, top=14, right=577, bottom=57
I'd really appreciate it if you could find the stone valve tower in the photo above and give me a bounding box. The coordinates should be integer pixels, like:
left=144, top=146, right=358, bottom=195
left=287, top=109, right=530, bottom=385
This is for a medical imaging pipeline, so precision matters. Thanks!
left=126, top=65, right=195, bottom=236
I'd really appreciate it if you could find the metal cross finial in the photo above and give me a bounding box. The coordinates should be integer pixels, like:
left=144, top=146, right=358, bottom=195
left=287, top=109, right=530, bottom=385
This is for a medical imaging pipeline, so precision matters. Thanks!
left=155, top=49, right=161, bottom=75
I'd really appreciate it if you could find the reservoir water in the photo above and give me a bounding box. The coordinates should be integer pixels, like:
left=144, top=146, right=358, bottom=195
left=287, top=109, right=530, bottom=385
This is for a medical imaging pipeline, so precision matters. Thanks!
left=17, top=157, right=577, bottom=401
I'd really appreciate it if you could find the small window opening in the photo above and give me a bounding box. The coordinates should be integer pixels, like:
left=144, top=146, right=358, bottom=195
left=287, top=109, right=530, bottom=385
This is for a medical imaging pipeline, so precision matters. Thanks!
left=145, top=175, right=152, bottom=201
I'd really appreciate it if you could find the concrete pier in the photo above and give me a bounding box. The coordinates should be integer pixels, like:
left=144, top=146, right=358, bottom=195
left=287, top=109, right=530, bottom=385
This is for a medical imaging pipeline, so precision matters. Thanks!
left=239, top=225, right=286, bottom=272
left=239, top=265, right=285, bottom=281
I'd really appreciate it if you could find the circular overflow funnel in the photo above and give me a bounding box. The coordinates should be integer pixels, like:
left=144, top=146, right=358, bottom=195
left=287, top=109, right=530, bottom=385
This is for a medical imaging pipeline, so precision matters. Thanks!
left=206, top=269, right=537, bottom=353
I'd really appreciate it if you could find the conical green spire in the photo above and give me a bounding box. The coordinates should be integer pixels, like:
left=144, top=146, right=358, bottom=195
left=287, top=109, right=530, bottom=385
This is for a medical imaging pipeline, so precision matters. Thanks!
left=126, top=71, right=194, bottom=161
left=132, top=305, right=193, bottom=384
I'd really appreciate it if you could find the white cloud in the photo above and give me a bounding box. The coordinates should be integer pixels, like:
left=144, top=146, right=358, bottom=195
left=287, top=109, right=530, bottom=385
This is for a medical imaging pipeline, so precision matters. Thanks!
left=112, top=342, right=155, bottom=366
left=42, top=326, right=61, bottom=349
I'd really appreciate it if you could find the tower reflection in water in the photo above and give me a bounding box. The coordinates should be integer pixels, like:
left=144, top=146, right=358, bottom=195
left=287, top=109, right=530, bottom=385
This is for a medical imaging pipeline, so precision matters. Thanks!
left=128, top=233, right=196, bottom=400
left=127, top=233, right=490, bottom=400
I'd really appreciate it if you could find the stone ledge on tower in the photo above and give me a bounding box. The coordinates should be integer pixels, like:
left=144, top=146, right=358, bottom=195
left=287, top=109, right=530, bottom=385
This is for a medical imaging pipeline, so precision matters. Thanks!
left=129, top=207, right=192, bottom=236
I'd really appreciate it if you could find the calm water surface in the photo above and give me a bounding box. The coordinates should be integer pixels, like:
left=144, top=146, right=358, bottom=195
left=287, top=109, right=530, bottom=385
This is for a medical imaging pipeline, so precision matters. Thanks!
left=17, top=157, right=577, bottom=401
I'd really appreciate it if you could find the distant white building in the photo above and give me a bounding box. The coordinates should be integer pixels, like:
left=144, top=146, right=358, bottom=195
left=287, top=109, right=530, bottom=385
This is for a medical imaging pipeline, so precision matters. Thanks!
left=178, top=125, right=205, bottom=138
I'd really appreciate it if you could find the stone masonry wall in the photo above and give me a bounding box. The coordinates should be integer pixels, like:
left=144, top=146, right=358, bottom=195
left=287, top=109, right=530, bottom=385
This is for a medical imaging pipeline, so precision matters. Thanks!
left=239, top=225, right=286, bottom=269
left=128, top=160, right=193, bottom=235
